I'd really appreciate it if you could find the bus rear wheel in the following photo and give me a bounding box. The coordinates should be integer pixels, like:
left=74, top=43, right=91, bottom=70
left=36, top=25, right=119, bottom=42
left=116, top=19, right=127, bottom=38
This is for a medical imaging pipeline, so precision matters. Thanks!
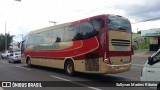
left=64, top=61, right=75, bottom=76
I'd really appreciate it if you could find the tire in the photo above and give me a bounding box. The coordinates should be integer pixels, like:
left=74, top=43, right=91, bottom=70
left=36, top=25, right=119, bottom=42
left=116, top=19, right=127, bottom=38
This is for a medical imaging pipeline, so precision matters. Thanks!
left=27, top=58, right=32, bottom=67
left=157, top=84, right=160, bottom=90
left=12, top=59, right=15, bottom=63
left=8, top=60, right=11, bottom=63
left=64, top=61, right=75, bottom=76
left=1, top=56, right=4, bottom=59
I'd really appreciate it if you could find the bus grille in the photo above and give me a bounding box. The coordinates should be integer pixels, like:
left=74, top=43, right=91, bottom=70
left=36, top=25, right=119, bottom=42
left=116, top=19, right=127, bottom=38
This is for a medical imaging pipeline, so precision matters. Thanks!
left=111, top=39, right=130, bottom=46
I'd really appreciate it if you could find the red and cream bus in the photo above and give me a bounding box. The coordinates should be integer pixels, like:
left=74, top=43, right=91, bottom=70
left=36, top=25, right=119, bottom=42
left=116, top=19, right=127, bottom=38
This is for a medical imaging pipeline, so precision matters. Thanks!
left=21, top=14, right=132, bottom=76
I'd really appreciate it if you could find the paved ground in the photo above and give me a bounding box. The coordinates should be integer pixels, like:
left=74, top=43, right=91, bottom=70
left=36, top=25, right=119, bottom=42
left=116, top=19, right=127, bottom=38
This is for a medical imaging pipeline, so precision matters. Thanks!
left=132, top=49, right=156, bottom=58
left=0, top=55, right=155, bottom=90
left=0, top=50, right=157, bottom=90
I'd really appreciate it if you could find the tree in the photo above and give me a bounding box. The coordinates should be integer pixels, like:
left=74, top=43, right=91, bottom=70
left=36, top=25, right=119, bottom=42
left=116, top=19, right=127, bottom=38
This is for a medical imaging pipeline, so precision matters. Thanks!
left=0, top=33, right=14, bottom=52
left=0, top=34, right=5, bottom=52
left=137, top=31, right=141, bottom=34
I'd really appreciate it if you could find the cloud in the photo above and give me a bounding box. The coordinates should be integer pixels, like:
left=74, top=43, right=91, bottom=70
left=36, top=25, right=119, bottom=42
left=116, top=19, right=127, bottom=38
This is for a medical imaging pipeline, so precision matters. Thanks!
left=113, top=0, right=160, bottom=21
left=1, top=0, right=160, bottom=35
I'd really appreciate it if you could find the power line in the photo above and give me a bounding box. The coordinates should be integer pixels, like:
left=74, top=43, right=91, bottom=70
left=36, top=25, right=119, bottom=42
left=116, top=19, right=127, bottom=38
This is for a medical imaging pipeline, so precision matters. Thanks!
left=63, top=1, right=160, bottom=25
left=131, top=16, right=160, bottom=24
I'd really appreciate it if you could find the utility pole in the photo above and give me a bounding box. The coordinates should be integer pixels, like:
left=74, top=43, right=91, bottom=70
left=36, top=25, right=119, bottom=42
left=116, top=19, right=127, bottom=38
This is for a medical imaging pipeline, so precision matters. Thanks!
left=18, top=34, right=23, bottom=41
left=5, top=21, right=7, bottom=51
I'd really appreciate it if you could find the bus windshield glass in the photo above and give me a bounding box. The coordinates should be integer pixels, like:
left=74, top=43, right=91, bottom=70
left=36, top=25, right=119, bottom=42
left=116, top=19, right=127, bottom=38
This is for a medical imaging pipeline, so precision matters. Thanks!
left=108, top=15, right=131, bottom=32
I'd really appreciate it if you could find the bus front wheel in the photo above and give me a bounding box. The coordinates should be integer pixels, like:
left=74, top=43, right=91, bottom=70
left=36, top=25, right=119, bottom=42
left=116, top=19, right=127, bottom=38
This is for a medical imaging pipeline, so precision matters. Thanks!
left=157, top=83, right=160, bottom=90
left=64, top=61, right=75, bottom=76
left=1, top=56, right=4, bottom=59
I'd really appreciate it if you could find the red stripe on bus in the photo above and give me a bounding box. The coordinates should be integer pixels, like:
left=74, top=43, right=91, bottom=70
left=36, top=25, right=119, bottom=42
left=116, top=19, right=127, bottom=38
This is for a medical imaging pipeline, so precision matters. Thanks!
left=109, top=51, right=131, bottom=56
left=24, top=37, right=99, bottom=59
left=71, top=21, right=79, bottom=25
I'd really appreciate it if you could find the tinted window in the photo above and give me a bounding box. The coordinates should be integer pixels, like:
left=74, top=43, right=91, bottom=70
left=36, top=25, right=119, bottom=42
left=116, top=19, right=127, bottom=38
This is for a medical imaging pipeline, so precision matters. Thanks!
left=80, top=21, right=99, bottom=39
left=27, top=34, right=35, bottom=45
left=108, top=15, right=131, bottom=31
left=26, top=19, right=102, bottom=44
left=53, top=27, right=64, bottom=42
left=64, top=25, right=80, bottom=41
left=152, top=52, right=160, bottom=64
left=35, top=33, right=42, bottom=44
left=73, top=24, right=81, bottom=40
left=91, top=19, right=102, bottom=32
left=42, top=30, right=53, bottom=44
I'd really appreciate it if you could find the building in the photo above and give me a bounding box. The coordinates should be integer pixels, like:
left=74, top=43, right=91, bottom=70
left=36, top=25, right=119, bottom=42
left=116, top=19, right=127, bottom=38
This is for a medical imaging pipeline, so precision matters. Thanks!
left=141, top=28, right=160, bottom=51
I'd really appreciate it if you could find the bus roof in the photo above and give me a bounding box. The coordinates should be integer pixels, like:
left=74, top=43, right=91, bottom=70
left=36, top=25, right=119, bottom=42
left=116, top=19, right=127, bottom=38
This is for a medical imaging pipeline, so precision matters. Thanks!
left=27, top=14, right=109, bottom=35
left=28, top=22, right=70, bottom=35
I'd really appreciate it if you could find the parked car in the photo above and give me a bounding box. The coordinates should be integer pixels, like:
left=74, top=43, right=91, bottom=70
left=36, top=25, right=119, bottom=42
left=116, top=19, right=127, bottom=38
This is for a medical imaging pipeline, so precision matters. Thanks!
left=1, top=50, right=13, bottom=59
left=140, top=49, right=160, bottom=90
left=8, top=52, right=21, bottom=63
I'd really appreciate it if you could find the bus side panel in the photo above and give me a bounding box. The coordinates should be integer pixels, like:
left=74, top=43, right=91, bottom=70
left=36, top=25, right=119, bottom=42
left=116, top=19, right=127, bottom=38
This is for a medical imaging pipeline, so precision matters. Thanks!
left=31, top=58, right=64, bottom=69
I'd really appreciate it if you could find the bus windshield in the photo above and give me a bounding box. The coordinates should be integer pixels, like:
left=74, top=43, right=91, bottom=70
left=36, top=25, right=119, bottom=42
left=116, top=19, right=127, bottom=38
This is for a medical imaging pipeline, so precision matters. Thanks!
left=108, top=15, right=131, bottom=32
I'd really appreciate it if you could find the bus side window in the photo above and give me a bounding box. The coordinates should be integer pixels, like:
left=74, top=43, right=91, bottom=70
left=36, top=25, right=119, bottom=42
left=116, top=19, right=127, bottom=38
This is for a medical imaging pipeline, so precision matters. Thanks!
left=64, top=24, right=81, bottom=41
left=53, top=27, right=65, bottom=42
left=79, top=21, right=94, bottom=39
left=73, top=24, right=82, bottom=40
left=55, top=37, right=61, bottom=42
left=27, top=34, right=34, bottom=45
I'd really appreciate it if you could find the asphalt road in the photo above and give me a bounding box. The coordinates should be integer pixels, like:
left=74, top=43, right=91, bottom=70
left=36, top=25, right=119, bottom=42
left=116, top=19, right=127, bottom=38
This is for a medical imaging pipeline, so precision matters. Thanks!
left=0, top=57, right=154, bottom=90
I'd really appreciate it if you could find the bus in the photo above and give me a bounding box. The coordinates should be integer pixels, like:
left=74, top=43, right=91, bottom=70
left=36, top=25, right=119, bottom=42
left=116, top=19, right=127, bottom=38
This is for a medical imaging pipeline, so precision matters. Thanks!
left=21, top=14, right=132, bottom=76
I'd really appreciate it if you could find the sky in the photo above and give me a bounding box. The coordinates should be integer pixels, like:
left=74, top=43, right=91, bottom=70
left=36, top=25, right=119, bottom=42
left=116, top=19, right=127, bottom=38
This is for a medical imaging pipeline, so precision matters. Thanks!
left=0, top=0, right=160, bottom=41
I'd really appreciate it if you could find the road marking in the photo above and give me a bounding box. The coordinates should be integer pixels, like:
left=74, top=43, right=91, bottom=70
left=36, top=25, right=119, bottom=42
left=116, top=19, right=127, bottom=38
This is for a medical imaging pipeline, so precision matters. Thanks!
left=1, top=61, right=9, bottom=64
left=50, top=75, right=101, bottom=90
left=109, top=74, right=138, bottom=81
left=16, top=65, right=31, bottom=70
left=0, top=87, right=4, bottom=90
